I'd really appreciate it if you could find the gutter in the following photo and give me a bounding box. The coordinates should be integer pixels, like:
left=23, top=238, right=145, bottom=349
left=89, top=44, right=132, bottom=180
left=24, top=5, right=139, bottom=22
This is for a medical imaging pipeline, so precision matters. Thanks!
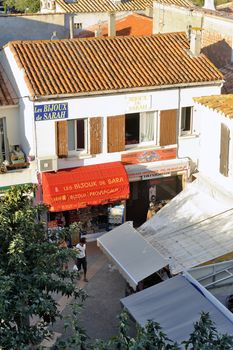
left=30, top=80, right=224, bottom=102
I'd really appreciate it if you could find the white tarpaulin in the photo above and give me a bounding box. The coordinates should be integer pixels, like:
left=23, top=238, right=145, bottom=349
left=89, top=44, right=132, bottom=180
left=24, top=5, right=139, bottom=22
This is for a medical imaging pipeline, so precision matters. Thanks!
left=97, top=222, right=167, bottom=290
left=139, top=176, right=233, bottom=274
left=121, top=275, right=233, bottom=344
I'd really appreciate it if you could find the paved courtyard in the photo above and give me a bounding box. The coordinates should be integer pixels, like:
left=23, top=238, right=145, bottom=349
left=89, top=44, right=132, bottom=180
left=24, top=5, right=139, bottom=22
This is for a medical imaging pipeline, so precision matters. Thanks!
left=48, top=241, right=136, bottom=348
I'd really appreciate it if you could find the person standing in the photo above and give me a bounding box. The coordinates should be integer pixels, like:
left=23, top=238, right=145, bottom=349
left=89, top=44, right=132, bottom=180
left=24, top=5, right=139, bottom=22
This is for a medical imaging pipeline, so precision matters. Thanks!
left=76, top=237, right=88, bottom=282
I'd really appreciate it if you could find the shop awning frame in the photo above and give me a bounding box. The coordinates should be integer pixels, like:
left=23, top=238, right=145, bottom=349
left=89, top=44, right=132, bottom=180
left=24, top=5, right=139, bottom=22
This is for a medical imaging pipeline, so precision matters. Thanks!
left=42, top=161, right=129, bottom=212
left=97, top=221, right=167, bottom=290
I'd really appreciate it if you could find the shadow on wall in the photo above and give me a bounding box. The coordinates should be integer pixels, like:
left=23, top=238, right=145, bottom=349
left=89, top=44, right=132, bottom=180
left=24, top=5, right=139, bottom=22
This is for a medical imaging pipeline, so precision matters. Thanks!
left=0, top=14, right=70, bottom=47
left=201, top=38, right=232, bottom=69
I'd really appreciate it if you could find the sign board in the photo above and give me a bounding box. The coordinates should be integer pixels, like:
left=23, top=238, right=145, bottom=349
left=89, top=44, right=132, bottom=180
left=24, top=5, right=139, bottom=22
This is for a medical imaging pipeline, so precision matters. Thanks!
left=34, top=103, right=68, bottom=121
left=125, top=95, right=152, bottom=113
left=122, top=148, right=176, bottom=165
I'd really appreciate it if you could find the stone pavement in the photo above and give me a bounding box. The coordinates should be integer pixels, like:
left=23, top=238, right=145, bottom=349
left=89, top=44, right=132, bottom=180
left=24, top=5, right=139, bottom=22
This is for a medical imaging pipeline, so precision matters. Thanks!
left=44, top=241, right=135, bottom=348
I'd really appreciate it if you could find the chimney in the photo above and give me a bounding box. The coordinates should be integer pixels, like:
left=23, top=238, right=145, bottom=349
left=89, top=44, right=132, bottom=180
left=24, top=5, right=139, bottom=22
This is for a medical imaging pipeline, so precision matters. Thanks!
left=189, top=27, right=202, bottom=56
left=94, top=27, right=102, bottom=37
left=69, top=15, right=74, bottom=39
left=203, top=0, right=215, bottom=10
left=108, top=12, right=116, bottom=37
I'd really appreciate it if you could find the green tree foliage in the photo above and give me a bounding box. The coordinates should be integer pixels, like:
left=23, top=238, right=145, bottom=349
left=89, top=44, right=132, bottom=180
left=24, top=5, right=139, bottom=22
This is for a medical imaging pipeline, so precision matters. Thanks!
left=0, top=185, right=85, bottom=349
left=3, top=0, right=40, bottom=13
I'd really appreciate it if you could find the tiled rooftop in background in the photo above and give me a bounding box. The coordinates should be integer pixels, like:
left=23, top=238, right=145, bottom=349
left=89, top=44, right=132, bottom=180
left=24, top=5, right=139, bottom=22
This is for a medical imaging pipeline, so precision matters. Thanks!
left=77, top=13, right=153, bottom=38
left=0, top=64, right=18, bottom=106
left=220, top=64, right=233, bottom=94
left=154, top=0, right=193, bottom=8
left=7, top=33, right=223, bottom=99
left=55, top=0, right=152, bottom=13
left=194, top=94, right=233, bottom=118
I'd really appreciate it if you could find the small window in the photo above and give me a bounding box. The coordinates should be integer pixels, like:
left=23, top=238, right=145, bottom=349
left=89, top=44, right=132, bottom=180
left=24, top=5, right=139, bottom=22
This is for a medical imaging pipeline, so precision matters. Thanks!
left=74, top=23, right=82, bottom=30
left=0, top=118, right=8, bottom=162
left=68, top=118, right=88, bottom=154
left=181, top=107, right=192, bottom=135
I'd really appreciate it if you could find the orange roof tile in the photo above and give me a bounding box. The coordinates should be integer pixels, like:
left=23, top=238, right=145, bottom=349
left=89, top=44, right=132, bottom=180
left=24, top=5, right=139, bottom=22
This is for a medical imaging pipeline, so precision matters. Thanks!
left=56, top=0, right=152, bottom=13
left=154, top=0, right=194, bottom=8
left=77, top=13, right=152, bottom=38
left=194, top=94, right=233, bottom=118
left=7, top=33, right=223, bottom=99
left=0, top=64, right=18, bottom=106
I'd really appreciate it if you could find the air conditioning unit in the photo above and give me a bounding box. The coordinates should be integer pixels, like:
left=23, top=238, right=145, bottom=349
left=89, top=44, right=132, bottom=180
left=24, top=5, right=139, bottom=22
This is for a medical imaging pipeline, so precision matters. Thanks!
left=38, top=156, right=58, bottom=173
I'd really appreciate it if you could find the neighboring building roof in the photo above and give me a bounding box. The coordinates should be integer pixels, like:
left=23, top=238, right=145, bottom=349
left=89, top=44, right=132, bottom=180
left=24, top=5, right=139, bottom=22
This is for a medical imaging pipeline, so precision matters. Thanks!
left=216, top=1, right=233, bottom=13
left=139, top=179, right=233, bottom=274
left=154, top=0, right=194, bottom=8
left=77, top=13, right=153, bottom=38
left=0, top=64, right=18, bottom=106
left=194, top=94, right=233, bottom=118
left=55, top=0, right=152, bottom=13
left=6, top=33, right=223, bottom=99
left=220, top=64, right=233, bottom=94
left=121, top=275, right=233, bottom=342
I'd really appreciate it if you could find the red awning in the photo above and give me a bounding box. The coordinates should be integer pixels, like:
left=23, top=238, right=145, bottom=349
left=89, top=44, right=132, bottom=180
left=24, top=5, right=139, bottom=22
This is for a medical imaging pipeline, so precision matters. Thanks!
left=42, top=162, right=129, bottom=212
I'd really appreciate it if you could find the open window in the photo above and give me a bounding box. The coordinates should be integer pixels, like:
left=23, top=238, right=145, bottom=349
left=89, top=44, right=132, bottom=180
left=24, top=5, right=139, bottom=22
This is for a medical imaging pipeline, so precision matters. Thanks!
left=68, top=118, right=88, bottom=155
left=125, top=111, right=156, bottom=147
left=181, top=107, right=192, bottom=135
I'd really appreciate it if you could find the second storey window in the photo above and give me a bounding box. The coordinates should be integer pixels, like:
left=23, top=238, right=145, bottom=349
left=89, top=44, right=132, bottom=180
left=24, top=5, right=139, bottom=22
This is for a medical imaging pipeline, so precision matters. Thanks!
left=125, top=112, right=156, bottom=146
left=181, top=107, right=192, bottom=135
left=68, top=118, right=88, bottom=154
left=0, top=117, right=9, bottom=162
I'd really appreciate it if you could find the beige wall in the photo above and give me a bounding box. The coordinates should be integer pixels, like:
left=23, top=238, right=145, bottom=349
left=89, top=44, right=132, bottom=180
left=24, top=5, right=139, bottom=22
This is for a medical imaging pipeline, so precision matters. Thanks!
left=153, top=4, right=233, bottom=68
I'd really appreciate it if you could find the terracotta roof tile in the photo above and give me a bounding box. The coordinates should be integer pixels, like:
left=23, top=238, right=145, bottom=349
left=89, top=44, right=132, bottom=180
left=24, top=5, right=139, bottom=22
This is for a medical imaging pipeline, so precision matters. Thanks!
left=77, top=13, right=152, bottom=38
left=56, top=0, right=152, bottom=13
left=7, top=33, right=223, bottom=99
left=154, top=0, right=194, bottom=8
left=194, top=94, right=233, bottom=118
left=0, top=64, right=18, bottom=106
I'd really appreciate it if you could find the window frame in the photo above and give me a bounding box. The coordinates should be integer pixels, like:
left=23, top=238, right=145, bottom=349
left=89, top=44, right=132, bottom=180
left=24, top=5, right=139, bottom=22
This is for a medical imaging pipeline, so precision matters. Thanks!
left=74, top=23, right=82, bottom=30
left=180, top=106, right=193, bottom=136
left=125, top=111, right=158, bottom=149
left=68, top=118, right=89, bottom=156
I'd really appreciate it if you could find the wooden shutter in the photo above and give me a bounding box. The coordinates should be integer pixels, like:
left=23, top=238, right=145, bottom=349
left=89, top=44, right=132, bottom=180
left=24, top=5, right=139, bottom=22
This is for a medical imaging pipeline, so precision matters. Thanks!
left=90, top=117, right=102, bottom=155
left=56, top=120, right=68, bottom=158
left=107, top=115, right=125, bottom=153
left=220, top=123, right=230, bottom=177
left=160, top=109, right=177, bottom=146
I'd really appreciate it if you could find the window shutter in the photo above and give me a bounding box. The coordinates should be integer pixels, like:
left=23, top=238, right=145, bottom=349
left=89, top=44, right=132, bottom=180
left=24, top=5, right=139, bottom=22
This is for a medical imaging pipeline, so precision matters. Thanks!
left=56, top=120, right=68, bottom=158
left=220, top=123, right=230, bottom=177
left=160, top=109, right=177, bottom=146
left=90, top=117, right=102, bottom=155
left=107, top=115, right=125, bottom=153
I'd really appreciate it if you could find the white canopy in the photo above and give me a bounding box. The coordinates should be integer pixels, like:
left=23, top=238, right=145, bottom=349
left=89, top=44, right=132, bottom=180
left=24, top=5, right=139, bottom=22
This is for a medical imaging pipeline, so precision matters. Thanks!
left=97, top=222, right=167, bottom=290
left=139, top=177, right=233, bottom=274
left=121, top=275, right=233, bottom=344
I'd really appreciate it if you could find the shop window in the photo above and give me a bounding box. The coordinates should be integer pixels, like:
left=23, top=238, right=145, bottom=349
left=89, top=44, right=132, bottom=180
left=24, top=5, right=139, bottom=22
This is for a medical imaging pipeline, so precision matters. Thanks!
left=68, top=118, right=88, bottom=154
left=181, top=107, right=192, bottom=135
left=125, top=111, right=156, bottom=147
left=0, top=118, right=9, bottom=162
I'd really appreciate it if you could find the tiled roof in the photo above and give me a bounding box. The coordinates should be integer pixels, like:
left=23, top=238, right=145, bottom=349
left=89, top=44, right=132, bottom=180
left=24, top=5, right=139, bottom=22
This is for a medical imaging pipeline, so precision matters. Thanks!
left=194, top=94, right=233, bottom=118
left=7, top=33, right=223, bottom=99
left=154, top=0, right=194, bottom=8
left=56, top=0, right=152, bottom=13
left=0, top=64, right=18, bottom=106
left=216, top=1, right=233, bottom=13
left=220, top=64, right=233, bottom=94
left=77, top=13, right=152, bottom=38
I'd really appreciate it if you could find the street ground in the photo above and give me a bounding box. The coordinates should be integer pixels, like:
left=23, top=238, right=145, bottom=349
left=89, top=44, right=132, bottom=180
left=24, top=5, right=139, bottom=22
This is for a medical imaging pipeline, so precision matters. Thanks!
left=45, top=241, right=136, bottom=348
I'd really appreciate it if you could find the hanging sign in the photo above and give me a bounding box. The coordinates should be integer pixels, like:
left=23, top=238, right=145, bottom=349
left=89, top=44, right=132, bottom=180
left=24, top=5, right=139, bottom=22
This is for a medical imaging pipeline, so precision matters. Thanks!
left=34, top=103, right=68, bottom=121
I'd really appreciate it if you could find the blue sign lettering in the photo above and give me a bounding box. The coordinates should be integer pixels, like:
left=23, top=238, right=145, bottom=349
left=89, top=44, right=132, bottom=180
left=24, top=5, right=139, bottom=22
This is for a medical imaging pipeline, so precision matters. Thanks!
left=34, top=103, right=68, bottom=121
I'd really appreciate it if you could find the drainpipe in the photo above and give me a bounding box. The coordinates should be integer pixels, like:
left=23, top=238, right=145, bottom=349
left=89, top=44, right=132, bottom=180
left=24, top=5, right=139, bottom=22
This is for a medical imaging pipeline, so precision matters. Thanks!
left=69, top=15, right=74, bottom=39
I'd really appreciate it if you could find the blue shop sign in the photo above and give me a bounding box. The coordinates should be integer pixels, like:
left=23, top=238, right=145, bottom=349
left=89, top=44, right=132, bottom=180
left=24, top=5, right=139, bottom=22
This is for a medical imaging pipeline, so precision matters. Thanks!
left=34, top=103, right=68, bottom=121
